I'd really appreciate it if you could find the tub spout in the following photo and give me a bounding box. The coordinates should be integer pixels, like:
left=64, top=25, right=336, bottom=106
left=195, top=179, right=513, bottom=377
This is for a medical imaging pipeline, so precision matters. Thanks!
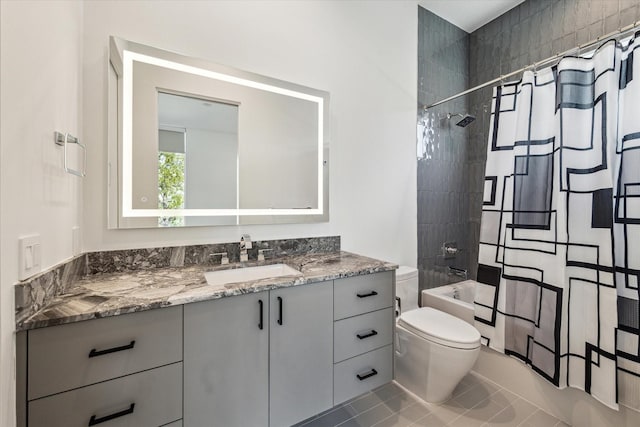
left=448, top=266, right=468, bottom=280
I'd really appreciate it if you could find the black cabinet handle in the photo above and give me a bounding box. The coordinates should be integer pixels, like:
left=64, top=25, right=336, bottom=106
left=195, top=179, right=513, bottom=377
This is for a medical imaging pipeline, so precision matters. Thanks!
left=356, top=330, right=378, bottom=340
left=356, top=369, right=378, bottom=381
left=88, top=403, right=135, bottom=426
left=356, top=290, right=378, bottom=298
left=258, top=299, right=264, bottom=330
left=88, top=341, right=135, bottom=358
left=277, top=296, right=283, bottom=325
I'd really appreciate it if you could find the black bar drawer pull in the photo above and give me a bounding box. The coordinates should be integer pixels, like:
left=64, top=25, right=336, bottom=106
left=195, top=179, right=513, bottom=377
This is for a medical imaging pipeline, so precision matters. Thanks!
left=88, top=341, right=135, bottom=358
left=356, top=290, right=378, bottom=298
left=258, top=299, right=264, bottom=330
left=88, top=403, right=135, bottom=426
left=356, top=369, right=378, bottom=381
left=356, top=330, right=378, bottom=340
left=277, top=296, right=283, bottom=325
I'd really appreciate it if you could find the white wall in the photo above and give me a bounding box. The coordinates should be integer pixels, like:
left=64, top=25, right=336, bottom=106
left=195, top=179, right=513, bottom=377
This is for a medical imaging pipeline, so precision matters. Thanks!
left=0, top=1, right=84, bottom=426
left=82, top=0, right=418, bottom=266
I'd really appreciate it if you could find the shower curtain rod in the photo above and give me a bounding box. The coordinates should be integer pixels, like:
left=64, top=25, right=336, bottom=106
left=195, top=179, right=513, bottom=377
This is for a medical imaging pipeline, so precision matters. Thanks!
left=423, top=20, right=640, bottom=110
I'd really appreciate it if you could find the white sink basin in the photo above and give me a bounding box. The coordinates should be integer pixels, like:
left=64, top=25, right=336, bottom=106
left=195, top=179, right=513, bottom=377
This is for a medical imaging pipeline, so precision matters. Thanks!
left=204, top=264, right=302, bottom=286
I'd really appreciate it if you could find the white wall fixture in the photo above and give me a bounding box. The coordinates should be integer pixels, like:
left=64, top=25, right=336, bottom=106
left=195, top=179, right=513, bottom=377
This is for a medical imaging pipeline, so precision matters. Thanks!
left=18, top=235, right=41, bottom=281
left=54, top=131, right=86, bottom=178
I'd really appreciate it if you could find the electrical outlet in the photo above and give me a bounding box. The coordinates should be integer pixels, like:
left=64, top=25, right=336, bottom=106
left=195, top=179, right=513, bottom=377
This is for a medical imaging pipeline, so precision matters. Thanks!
left=19, top=235, right=41, bottom=280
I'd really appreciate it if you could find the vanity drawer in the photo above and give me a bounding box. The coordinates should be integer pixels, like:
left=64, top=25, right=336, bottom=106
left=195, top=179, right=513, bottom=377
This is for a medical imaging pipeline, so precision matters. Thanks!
left=334, top=271, right=393, bottom=320
left=334, top=307, right=393, bottom=363
left=333, top=345, right=393, bottom=405
left=28, top=306, right=182, bottom=400
left=28, top=362, right=182, bottom=427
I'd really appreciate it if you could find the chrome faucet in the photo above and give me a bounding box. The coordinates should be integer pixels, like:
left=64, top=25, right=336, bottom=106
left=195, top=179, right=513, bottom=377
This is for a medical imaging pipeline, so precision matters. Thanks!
left=240, top=234, right=252, bottom=262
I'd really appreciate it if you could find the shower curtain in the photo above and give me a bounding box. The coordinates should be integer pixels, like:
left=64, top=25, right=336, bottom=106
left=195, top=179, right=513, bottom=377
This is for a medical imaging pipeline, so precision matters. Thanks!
left=475, top=36, right=640, bottom=410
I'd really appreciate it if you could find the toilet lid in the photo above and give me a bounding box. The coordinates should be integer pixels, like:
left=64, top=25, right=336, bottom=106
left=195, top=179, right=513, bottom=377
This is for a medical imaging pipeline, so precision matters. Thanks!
left=398, top=307, right=480, bottom=349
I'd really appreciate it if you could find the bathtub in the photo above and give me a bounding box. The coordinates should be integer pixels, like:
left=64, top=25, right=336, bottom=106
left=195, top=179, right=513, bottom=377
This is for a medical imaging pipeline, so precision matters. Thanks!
left=421, top=279, right=477, bottom=325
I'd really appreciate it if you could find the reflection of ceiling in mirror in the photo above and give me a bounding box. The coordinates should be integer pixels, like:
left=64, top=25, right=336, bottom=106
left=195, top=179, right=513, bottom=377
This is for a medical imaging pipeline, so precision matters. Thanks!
left=158, top=92, right=238, bottom=133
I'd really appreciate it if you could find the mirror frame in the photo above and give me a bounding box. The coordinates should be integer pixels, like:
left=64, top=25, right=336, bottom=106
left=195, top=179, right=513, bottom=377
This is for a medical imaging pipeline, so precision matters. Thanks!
left=108, top=36, right=329, bottom=228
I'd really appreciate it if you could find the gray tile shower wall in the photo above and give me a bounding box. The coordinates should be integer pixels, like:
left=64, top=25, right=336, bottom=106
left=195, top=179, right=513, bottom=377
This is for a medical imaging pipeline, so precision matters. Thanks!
left=466, top=0, right=640, bottom=280
left=417, top=7, right=470, bottom=291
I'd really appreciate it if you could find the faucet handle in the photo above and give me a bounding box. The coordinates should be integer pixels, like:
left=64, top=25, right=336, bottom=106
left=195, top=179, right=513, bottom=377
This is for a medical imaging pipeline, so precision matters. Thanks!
left=257, top=248, right=273, bottom=262
left=240, top=234, right=252, bottom=250
left=210, top=252, right=229, bottom=265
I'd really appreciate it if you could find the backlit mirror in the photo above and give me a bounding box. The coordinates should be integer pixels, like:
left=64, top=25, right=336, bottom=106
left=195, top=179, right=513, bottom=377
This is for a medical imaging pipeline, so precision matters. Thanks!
left=108, top=36, right=329, bottom=228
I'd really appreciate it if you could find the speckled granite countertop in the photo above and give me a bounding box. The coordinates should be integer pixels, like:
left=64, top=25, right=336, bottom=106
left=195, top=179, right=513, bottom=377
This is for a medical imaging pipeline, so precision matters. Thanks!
left=16, top=251, right=397, bottom=331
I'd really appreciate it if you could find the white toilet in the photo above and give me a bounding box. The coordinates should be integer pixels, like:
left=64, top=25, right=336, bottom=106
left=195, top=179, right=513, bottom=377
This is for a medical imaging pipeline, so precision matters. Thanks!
left=394, top=266, right=481, bottom=403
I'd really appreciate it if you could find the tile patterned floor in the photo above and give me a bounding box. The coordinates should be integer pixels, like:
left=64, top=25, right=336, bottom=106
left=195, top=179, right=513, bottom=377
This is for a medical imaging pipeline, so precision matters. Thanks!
left=295, top=373, right=569, bottom=427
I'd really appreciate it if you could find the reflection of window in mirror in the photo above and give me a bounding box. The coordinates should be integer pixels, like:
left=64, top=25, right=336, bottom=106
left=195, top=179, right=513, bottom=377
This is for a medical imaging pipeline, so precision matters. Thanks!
left=158, top=128, right=186, bottom=227
left=157, top=92, right=239, bottom=226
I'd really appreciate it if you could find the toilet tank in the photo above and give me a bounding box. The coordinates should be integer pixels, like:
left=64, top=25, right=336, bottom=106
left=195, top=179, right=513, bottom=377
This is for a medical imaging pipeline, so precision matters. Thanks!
left=396, top=266, right=419, bottom=313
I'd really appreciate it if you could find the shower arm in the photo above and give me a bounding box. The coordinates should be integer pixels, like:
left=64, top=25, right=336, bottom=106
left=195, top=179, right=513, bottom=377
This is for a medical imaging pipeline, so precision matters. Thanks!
left=422, top=20, right=640, bottom=110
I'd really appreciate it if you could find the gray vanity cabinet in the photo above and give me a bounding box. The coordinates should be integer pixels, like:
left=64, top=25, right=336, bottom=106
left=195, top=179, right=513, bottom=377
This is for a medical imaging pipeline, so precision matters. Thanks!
left=269, top=281, right=334, bottom=427
left=18, top=306, right=184, bottom=427
left=183, top=291, right=269, bottom=427
left=183, top=281, right=334, bottom=427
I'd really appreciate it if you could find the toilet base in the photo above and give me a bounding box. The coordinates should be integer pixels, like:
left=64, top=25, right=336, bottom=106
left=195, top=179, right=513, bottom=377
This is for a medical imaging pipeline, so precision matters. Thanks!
left=394, top=324, right=480, bottom=403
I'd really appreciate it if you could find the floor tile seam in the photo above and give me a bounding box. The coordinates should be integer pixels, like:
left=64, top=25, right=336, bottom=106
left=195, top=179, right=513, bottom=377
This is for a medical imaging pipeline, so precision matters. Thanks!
left=336, top=399, right=396, bottom=427
left=349, top=389, right=409, bottom=417
left=515, top=408, right=542, bottom=427
left=470, top=370, right=564, bottom=421
left=511, top=399, right=562, bottom=426
left=450, top=392, right=500, bottom=426
left=468, top=370, right=507, bottom=392
left=376, top=387, right=413, bottom=405
left=367, top=383, right=409, bottom=404
left=370, top=400, right=421, bottom=427
left=451, top=381, right=504, bottom=408
left=483, top=395, right=525, bottom=424
left=298, top=405, right=337, bottom=426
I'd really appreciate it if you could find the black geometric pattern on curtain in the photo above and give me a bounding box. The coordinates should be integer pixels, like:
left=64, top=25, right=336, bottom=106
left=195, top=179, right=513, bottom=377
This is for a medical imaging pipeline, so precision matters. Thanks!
left=615, top=32, right=640, bottom=412
left=475, top=37, right=640, bottom=410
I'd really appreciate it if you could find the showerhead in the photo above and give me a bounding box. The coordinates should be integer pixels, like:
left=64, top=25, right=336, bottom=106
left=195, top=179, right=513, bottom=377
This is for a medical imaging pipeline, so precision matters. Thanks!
left=455, top=114, right=476, bottom=127
left=445, top=112, right=476, bottom=127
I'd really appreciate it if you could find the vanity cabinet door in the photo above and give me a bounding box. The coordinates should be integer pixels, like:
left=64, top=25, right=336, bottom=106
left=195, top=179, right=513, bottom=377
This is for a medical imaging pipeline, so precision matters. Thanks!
left=183, top=291, right=269, bottom=427
left=269, top=281, right=334, bottom=427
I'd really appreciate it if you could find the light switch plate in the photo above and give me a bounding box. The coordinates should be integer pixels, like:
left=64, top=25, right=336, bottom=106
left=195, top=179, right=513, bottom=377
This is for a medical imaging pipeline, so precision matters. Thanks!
left=19, top=235, right=41, bottom=281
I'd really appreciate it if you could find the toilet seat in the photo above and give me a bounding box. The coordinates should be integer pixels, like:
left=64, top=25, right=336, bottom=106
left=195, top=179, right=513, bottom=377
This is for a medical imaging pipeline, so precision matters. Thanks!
left=398, top=307, right=480, bottom=350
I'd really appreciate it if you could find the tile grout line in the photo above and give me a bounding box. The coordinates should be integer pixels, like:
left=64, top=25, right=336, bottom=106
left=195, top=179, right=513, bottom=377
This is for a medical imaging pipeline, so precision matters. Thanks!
left=481, top=397, right=523, bottom=426
left=516, top=408, right=541, bottom=427
left=468, top=371, right=570, bottom=425
left=370, top=399, right=420, bottom=427
left=333, top=383, right=408, bottom=427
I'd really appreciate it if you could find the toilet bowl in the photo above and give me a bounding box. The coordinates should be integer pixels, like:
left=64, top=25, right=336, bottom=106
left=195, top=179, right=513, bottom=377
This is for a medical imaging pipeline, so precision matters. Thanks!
left=395, top=307, right=480, bottom=403
left=394, top=267, right=481, bottom=403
